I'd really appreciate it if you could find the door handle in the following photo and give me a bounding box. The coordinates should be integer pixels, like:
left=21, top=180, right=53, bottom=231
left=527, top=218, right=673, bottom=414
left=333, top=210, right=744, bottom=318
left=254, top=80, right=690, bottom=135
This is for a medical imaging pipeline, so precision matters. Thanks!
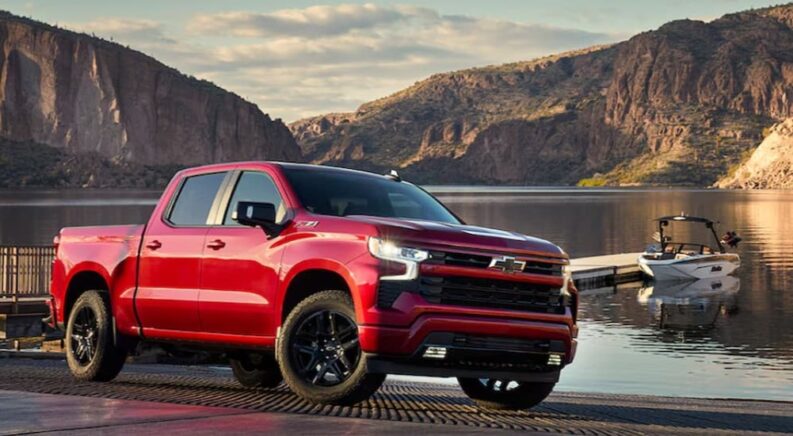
left=206, top=239, right=226, bottom=250
left=146, top=240, right=162, bottom=250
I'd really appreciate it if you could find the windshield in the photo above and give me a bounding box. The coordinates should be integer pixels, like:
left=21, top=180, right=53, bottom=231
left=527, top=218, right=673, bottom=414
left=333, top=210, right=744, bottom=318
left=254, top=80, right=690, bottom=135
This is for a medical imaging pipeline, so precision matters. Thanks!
left=282, top=167, right=460, bottom=224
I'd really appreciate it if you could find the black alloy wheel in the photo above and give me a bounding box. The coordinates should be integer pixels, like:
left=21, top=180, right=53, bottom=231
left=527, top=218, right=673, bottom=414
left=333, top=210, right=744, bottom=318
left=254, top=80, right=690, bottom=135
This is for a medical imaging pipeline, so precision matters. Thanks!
left=289, top=309, right=360, bottom=386
left=276, top=290, right=385, bottom=405
left=70, top=306, right=99, bottom=365
left=65, top=290, right=128, bottom=382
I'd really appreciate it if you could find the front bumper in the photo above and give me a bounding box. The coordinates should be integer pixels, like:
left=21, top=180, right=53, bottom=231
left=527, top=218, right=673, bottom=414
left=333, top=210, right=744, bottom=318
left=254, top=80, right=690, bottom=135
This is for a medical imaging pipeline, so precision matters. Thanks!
left=364, top=330, right=568, bottom=382
left=348, top=251, right=577, bottom=379
left=359, top=313, right=576, bottom=380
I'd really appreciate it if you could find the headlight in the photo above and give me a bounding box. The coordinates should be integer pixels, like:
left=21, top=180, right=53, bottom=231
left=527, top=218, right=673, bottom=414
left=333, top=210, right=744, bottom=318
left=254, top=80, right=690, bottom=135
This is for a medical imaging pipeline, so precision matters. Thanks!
left=561, top=264, right=573, bottom=297
left=562, top=264, right=572, bottom=282
left=368, top=237, right=428, bottom=262
left=368, top=237, right=428, bottom=280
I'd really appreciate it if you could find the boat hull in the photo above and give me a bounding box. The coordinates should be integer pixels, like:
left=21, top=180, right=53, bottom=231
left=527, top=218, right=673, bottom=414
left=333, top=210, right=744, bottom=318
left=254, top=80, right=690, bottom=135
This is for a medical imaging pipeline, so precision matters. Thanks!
left=638, top=253, right=740, bottom=281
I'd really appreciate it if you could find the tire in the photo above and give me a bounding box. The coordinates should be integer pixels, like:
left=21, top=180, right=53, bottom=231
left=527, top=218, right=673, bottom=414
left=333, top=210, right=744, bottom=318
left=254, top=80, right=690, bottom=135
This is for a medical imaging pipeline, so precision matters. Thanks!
left=276, top=290, right=385, bottom=405
left=65, top=290, right=127, bottom=382
left=230, top=352, right=283, bottom=388
left=458, top=378, right=555, bottom=410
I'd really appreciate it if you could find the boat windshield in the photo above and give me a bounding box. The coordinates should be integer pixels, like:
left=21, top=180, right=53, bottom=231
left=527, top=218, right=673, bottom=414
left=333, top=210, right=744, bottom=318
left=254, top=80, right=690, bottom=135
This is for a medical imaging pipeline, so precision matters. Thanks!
left=656, top=219, right=723, bottom=254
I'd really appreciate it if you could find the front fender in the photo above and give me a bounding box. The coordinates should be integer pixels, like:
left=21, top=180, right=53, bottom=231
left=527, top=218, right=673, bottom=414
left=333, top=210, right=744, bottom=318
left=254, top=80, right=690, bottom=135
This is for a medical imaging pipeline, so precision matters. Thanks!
left=277, top=233, right=370, bottom=324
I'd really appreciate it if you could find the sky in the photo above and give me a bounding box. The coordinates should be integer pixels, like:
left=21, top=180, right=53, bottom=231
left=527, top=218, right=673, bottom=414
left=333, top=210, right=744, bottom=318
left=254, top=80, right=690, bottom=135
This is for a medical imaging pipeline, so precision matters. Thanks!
left=0, top=0, right=785, bottom=122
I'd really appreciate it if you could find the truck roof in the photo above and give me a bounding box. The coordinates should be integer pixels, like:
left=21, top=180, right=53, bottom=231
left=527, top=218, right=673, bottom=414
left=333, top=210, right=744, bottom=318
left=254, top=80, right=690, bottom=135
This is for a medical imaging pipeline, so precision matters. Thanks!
left=180, top=161, right=394, bottom=180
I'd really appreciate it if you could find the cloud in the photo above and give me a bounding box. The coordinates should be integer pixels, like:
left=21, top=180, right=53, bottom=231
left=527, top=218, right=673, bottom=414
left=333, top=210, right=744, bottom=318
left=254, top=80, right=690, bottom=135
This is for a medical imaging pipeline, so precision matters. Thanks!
left=187, top=4, right=435, bottom=38
left=66, top=4, right=623, bottom=122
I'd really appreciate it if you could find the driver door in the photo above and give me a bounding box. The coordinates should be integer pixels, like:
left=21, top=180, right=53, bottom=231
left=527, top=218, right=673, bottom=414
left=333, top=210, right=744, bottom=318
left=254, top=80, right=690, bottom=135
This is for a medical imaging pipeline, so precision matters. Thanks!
left=199, top=170, right=288, bottom=339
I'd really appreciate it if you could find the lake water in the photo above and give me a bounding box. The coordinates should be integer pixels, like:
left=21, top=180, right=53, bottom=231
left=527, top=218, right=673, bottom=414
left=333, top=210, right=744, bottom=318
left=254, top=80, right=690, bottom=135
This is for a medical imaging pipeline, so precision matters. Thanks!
left=1, top=188, right=791, bottom=401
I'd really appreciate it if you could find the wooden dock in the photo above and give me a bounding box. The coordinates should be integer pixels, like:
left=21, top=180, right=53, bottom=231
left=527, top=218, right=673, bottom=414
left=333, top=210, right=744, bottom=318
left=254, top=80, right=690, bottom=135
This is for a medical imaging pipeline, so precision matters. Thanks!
left=570, top=252, right=644, bottom=289
left=0, top=246, right=54, bottom=342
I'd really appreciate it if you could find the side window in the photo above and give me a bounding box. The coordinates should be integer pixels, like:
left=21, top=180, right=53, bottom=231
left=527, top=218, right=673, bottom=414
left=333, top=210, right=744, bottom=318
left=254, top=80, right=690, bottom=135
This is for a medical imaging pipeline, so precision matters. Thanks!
left=224, top=171, right=286, bottom=225
left=168, top=172, right=227, bottom=226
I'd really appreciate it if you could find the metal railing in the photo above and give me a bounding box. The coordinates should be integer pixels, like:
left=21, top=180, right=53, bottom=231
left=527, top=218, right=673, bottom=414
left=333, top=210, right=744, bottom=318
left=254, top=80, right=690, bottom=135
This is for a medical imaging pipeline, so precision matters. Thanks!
left=0, top=245, right=55, bottom=300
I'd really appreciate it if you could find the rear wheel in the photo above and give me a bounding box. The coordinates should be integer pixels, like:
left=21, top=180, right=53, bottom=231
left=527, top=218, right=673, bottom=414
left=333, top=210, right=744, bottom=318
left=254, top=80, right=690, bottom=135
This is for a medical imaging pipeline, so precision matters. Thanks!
left=276, top=290, right=384, bottom=405
left=65, top=291, right=127, bottom=382
left=457, top=378, right=555, bottom=410
left=230, top=352, right=283, bottom=388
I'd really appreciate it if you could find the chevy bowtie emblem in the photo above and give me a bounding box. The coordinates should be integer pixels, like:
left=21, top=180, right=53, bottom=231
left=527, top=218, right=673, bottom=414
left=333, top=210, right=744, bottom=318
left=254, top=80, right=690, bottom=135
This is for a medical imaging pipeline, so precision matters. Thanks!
left=488, top=256, right=526, bottom=273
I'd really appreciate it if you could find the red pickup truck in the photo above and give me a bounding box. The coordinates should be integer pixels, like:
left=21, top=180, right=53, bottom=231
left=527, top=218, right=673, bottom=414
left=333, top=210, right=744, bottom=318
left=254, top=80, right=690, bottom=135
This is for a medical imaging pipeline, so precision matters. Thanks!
left=49, top=162, right=577, bottom=409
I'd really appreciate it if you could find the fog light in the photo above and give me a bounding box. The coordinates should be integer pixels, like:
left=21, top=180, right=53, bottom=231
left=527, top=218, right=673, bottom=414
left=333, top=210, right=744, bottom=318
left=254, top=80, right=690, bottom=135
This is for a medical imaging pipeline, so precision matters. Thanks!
left=423, top=346, right=447, bottom=359
left=547, top=353, right=564, bottom=366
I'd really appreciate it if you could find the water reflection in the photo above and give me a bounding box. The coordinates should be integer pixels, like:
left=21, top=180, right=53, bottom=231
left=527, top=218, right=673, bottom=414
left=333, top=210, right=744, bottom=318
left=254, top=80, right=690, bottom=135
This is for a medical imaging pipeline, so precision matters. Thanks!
left=637, top=277, right=740, bottom=331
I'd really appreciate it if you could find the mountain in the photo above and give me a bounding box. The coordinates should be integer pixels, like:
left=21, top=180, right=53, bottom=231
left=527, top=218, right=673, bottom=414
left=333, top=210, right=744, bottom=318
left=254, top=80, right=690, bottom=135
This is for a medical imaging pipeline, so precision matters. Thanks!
left=291, top=4, right=793, bottom=186
left=716, top=118, right=793, bottom=188
left=0, top=11, right=301, bottom=188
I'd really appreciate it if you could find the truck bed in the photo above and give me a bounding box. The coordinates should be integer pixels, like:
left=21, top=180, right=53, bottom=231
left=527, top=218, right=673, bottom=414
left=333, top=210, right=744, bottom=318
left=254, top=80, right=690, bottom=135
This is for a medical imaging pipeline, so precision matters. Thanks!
left=51, top=224, right=145, bottom=330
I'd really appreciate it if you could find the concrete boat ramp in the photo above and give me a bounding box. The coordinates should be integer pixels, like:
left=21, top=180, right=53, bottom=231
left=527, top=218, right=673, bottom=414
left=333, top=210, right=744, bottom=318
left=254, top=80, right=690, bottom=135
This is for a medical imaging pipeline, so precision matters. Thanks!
left=1, top=358, right=791, bottom=435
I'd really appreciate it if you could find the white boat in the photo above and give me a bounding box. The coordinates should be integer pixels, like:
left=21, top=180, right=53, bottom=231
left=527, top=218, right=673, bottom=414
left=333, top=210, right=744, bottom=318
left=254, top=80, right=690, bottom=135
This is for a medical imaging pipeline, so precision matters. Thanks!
left=637, top=215, right=741, bottom=281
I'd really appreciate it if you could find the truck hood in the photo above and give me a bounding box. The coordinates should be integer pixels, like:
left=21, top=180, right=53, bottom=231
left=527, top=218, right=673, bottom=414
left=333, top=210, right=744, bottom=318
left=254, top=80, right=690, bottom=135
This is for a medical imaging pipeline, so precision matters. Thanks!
left=349, top=216, right=566, bottom=258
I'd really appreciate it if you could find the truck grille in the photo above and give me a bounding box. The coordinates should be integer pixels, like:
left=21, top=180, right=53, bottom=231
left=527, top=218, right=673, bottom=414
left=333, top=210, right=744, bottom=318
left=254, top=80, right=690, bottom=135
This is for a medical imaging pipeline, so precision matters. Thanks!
left=427, top=250, right=563, bottom=276
left=419, top=276, right=565, bottom=314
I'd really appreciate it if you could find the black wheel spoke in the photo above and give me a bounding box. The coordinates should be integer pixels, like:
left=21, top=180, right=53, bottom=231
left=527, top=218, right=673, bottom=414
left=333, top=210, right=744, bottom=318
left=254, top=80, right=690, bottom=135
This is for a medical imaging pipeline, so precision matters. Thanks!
left=312, top=362, right=329, bottom=384
left=329, top=312, right=338, bottom=337
left=329, top=360, right=344, bottom=379
left=341, top=337, right=358, bottom=351
left=316, top=311, right=328, bottom=335
left=290, top=307, right=360, bottom=387
left=338, top=353, right=351, bottom=372
left=337, top=325, right=355, bottom=339
left=295, top=344, right=316, bottom=355
left=302, top=353, right=319, bottom=374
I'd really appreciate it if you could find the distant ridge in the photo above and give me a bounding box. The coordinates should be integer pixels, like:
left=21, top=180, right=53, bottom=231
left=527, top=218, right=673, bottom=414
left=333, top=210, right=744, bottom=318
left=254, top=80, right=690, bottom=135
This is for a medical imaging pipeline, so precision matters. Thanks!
left=291, top=3, right=793, bottom=187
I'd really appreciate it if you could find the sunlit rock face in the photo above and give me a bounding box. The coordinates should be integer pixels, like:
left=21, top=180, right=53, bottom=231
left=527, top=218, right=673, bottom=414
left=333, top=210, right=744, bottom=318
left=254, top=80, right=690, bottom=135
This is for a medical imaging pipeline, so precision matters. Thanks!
left=0, top=12, right=302, bottom=167
left=291, top=4, right=793, bottom=186
left=717, top=119, right=793, bottom=189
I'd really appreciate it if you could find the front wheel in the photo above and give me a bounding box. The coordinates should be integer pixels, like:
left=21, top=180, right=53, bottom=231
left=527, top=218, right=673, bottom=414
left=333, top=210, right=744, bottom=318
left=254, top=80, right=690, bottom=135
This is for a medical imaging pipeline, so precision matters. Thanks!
left=276, top=290, right=384, bottom=405
left=65, top=291, right=128, bottom=381
left=457, top=378, right=555, bottom=410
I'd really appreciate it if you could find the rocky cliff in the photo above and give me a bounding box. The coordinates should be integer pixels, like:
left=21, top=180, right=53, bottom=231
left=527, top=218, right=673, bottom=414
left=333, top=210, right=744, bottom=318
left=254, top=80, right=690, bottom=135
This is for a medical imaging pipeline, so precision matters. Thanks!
left=0, top=11, right=300, bottom=186
left=716, top=119, right=793, bottom=189
left=292, top=4, right=793, bottom=186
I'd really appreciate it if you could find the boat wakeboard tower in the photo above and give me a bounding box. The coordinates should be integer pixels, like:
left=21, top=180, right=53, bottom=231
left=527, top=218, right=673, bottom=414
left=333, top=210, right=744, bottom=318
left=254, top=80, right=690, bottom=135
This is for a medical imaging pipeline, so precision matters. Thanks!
left=638, top=213, right=742, bottom=281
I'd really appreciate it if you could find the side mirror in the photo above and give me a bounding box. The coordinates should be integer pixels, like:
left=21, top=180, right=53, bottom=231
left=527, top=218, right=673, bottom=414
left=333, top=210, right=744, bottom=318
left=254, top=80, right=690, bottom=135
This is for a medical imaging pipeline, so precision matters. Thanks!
left=233, top=201, right=283, bottom=235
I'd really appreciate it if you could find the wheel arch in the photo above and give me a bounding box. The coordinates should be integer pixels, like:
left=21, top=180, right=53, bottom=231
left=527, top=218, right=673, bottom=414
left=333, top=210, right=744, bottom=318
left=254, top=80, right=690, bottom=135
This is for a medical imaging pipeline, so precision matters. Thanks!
left=280, top=261, right=358, bottom=324
left=64, top=265, right=111, bottom=323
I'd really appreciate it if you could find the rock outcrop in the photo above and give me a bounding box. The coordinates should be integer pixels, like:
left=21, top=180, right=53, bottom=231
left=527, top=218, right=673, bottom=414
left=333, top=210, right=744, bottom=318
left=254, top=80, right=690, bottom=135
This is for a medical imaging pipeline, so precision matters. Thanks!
left=0, top=11, right=301, bottom=174
left=291, top=4, right=793, bottom=186
left=716, top=119, right=793, bottom=189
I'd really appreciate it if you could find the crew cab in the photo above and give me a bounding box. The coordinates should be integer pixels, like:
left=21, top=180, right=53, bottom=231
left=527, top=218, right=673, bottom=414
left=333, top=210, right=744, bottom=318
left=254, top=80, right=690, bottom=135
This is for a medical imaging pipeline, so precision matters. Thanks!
left=48, top=162, right=577, bottom=409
